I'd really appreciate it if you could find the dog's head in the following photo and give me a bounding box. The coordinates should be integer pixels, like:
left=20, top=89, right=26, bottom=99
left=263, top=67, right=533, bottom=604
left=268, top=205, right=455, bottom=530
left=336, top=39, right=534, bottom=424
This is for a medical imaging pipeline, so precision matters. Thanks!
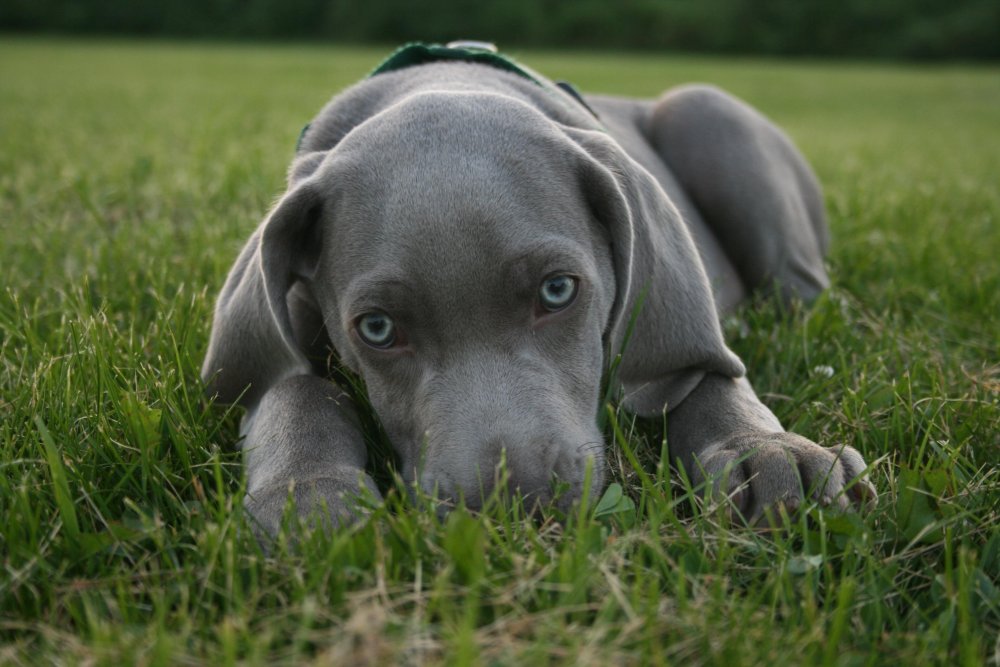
left=204, top=91, right=742, bottom=512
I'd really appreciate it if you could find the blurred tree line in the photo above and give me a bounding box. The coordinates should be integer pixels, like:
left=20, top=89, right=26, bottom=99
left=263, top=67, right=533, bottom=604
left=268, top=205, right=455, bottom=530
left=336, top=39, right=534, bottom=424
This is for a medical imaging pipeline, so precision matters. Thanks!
left=2, top=0, right=997, bottom=59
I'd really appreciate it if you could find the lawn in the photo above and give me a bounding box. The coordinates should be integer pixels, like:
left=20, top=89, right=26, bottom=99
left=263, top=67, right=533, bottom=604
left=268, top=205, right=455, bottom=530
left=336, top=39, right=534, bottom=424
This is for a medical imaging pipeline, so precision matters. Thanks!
left=1, top=38, right=998, bottom=665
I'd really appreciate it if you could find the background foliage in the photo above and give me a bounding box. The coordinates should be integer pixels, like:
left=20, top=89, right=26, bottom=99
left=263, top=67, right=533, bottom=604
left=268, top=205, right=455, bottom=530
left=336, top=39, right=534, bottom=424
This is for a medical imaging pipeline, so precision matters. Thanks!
left=2, top=0, right=999, bottom=59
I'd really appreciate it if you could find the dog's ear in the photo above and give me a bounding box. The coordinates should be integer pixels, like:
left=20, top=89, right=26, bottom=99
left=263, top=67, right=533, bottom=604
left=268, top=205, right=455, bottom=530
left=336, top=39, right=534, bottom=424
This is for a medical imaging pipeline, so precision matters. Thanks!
left=201, top=175, right=325, bottom=407
left=565, top=128, right=746, bottom=416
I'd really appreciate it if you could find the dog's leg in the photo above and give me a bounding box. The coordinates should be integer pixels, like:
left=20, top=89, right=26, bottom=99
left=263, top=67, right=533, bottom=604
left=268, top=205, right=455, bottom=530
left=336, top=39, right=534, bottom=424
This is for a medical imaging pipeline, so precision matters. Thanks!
left=240, top=375, right=380, bottom=538
left=668, top=372, right=875, bottom=522
left=648, top=84, right=830, bottom=305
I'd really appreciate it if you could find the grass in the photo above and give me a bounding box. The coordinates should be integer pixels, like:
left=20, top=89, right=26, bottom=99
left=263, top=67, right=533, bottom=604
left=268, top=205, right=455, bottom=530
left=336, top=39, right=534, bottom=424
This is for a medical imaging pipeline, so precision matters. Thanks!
left=1, top=37, right=998, bottom=665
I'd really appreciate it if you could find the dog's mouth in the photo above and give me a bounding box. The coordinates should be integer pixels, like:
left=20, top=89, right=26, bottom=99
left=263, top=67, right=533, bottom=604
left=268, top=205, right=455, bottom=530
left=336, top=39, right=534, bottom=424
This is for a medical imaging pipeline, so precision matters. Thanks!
left=399, top=443, right=607, bottom=518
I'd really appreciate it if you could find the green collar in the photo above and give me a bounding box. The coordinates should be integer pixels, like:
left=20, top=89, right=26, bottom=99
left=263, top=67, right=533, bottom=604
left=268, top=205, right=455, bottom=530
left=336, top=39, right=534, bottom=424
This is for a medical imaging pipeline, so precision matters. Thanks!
left=369, top=41, right=543, bottom=86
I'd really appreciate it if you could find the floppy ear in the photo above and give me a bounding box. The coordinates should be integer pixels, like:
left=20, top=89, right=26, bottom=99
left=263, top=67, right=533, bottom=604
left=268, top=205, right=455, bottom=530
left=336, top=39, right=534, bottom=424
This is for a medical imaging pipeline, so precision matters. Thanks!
left=566, top=128, right=746, bottom=416
left=201, top=175, right=325, bottom=407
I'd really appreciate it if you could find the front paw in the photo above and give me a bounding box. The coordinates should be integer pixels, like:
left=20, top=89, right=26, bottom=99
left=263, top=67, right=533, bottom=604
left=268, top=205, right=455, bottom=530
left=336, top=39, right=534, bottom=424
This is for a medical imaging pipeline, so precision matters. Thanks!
left=244, top=468, right=382, bottom=539
left=687, top=432, right=876, bottom=523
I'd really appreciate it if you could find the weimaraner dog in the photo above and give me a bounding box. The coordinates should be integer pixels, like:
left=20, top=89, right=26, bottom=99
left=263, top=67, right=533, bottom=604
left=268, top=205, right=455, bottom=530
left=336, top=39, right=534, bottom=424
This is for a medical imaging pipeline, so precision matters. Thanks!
left=202, top=43, right=875, bottom=535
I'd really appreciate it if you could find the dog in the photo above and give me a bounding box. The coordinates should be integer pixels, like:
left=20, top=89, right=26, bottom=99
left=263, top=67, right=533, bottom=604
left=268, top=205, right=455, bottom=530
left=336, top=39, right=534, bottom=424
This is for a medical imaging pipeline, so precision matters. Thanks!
left=202, top=43, right=876, bottom=535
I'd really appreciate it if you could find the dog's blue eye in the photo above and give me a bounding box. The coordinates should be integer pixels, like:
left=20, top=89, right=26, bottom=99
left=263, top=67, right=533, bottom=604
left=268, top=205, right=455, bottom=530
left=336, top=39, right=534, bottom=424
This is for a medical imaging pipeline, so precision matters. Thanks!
left=357, top=312, right=396, bottom=348
left=539, top=274, right=578, bottom=312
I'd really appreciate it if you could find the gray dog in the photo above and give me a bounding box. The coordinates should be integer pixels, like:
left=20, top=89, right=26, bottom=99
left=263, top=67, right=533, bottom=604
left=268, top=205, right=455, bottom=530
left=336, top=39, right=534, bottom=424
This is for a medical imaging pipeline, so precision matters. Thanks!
left=202, top=43, right=875, bottom=535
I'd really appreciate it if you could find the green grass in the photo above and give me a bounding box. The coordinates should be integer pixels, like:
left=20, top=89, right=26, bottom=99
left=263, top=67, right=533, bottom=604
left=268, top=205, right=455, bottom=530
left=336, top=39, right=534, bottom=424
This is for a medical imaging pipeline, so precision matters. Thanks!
left=1, top=38, right=998, bottom=665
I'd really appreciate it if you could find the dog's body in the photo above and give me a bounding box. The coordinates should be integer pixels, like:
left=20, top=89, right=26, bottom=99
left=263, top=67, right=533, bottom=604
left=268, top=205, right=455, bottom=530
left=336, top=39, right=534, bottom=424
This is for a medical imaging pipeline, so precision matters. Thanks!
left=203, top=47, right=874, bottom=534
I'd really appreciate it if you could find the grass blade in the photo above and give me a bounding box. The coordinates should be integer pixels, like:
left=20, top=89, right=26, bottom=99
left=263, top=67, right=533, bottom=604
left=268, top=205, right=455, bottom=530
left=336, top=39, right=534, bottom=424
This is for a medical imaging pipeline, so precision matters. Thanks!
left=35, top=416, right=80, bottom=540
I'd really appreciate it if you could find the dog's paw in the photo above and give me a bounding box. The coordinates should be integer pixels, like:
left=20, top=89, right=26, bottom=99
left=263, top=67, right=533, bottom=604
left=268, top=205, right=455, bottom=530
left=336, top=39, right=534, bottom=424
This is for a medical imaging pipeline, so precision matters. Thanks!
left=689, top=432, right=876, bottom=523
left=244, top=468, right=382, bottom=539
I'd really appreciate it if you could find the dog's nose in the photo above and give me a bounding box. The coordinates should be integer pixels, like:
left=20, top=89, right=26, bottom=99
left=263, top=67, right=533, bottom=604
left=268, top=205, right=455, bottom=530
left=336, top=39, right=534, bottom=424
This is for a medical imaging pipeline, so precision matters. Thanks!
left=475, top=435, right=562, bottom=508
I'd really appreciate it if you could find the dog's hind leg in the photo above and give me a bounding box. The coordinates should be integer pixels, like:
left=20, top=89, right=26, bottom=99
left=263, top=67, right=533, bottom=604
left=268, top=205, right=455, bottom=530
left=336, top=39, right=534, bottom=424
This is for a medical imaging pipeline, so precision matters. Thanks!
left=647, top=84, right=830, bottom=305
